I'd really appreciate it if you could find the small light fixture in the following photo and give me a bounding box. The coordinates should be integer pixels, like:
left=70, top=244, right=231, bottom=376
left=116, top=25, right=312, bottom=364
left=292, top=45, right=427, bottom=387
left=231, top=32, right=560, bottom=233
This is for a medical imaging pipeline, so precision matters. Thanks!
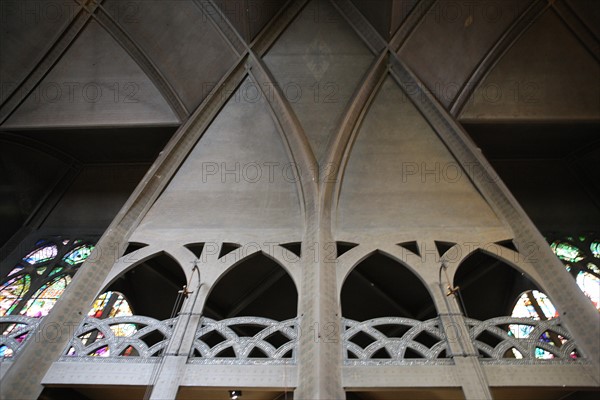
left=229, top=390, right=242, bottom=400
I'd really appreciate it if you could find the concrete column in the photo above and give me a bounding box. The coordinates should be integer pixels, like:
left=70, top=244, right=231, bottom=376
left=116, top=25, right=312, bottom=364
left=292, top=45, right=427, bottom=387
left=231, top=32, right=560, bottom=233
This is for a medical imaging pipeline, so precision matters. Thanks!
left=294, top=219, right=345, bottom=399
left=430, top=281, right=492, bottom=400
left=147, top=355, right=188, bottom=400
left=149, top=268, right=207, bottom=399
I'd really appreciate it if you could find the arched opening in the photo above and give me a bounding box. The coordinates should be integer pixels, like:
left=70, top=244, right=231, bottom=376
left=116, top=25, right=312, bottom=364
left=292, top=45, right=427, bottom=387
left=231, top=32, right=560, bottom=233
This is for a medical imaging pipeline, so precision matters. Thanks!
left=454, top=251, right=578, bottom=360
left=341, top=251, right=435, bottom=321
left=341, top=251, right=443, bottom=361
left=508, top=289, right=570, bottom=359
left=105, top=252, right=186, bottom=320
left=66, top=291, right=136, bottom=358
left=195, top=252, right=298, bottom=360
left=203, top=252, right=297, bottom=321
left=453, top=251, right=540, bottom=320
left=63, top=254, right=185, bottom=359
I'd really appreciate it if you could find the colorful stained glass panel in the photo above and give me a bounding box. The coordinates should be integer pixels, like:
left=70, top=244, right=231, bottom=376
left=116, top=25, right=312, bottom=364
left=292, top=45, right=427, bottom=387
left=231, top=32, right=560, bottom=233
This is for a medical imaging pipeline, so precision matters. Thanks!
left=591, top=241, right=600, bottom=258
left=551, top=241, right=585, bottom=263
left=7, top=266, right=23, bottom=276
left=0, top=275, right=31, bottom=316
left=24, top=245, right=58, bottom=265
left=576, top=271, right=600, bottom=311
left=587, top=263, right=600, bottom=274
left=0, top=345, right=13, bottom=358
left=511, top=290, right=557, bottom=320
left=90, top=346, right=109, bottom=357
left=20, top=275, right=71, bottom=318
left=510, top=290, right=559, bottom=359
left=63, top=245, right=94, bottom=265
left=88, top=291, right=133, bottom=318
left=110, top=323, right=137, bottom=337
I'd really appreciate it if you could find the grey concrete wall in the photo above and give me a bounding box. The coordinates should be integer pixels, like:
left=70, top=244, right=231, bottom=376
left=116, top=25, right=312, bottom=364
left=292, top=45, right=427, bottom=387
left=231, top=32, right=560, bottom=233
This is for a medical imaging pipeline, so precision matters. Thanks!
left=264, top=0, right=374, bottom=162
left=337, top=77, right=503, bottom=232
left=136, top=77, right=303, bottom=236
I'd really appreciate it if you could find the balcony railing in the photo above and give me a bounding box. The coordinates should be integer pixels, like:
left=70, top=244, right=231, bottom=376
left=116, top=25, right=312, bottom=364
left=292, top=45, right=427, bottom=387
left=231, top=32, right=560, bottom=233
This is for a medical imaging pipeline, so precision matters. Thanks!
left=465, top=316, right=580, bottom=361
left=189, top=316, right=299, bottom=365
left=0, top=316, right=41, bottom=359
left=61, top=316, right=178, bottom=360
left=342, top=317, right=449, bottom=364
left=2, top=314, right=584, bottom=365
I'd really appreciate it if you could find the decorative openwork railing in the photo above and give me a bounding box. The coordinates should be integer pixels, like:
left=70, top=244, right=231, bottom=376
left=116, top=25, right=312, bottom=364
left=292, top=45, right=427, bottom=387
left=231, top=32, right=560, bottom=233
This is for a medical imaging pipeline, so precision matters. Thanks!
left=190, top=316, right=299, bottom=364
left=0, top=316, right=41, bottom=359
left=342, top=317, right=449, bottom=363
left=465, top=317, right=580, bottom=361
left=62, top=316, right=177, bottom=360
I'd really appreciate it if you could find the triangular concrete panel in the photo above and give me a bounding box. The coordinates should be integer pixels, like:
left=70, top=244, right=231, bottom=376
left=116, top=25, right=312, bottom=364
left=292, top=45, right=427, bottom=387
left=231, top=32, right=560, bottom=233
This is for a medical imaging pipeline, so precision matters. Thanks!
left=400, top=0, right=532, bottom=108
left=263, top=0, right=374, bottom=163
left=460, top=9, right=600, bottom=121
left=137, top=78, right=303, bottom=235
left=337, top=76, right=503, bottom=232
left=4, top=20, right=179, bottom=128
left=107, top=0, right=239, bottom=112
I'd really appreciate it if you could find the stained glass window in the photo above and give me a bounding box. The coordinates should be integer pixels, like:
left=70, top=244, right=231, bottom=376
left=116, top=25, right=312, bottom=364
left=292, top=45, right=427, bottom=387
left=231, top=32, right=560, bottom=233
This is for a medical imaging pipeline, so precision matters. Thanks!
left=90, top=346, right=110, bottom=357
left=0, top=238, right=95, bottom=318
left=0, top=346, right=13, bottom=358
left=7, top=266, right=23, bottom=276
left=509, top=290, right=564, bottom=359
left=63, top=292, right=137, bottom=357
left=20, top=275, right=71, bottom=318
left=550, top=241, right=584, bottom=263
left=110, top=323, right=137, bottom=337
left=576, top=272, right=599, bottom=310
left=0, top=275, right=31, bottom=316
left=0, top=238, right=97, bottom=358
left=511, top=290, right=557, bottom=319
left=63, top=244, right=95, bottom=266
left=587, top=263, right=600, bottom=274
left=24, top=245, right=58, bottom=265
left=88, top=291, right=136, bottom=342
left=88, top=291, right=133, bottom=319
left=591, top=241, right=600, bottom=258
left=548, top=234, right=600, bottom=312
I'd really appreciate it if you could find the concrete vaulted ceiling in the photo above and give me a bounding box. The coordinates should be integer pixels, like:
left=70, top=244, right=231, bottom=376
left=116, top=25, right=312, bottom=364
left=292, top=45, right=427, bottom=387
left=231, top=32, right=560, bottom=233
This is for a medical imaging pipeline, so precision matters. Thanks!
left=0, top=0, right=598, bottom=244
left=1, top=0, right=597, bottom=127
left=263, top=0, right=374, bottom=162
left=0, top=0, right=597, bottom=130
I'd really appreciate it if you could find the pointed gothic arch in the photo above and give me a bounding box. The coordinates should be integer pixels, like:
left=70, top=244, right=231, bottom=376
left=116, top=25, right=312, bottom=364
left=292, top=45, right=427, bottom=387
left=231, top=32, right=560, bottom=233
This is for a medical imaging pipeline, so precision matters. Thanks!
left=453, top=250, right=548, bottom=320
left=341, top=250, right=436, bottom=321
left=99, top=252, right=186, bottom=320
left=203, top=251, right=298, bottom=321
